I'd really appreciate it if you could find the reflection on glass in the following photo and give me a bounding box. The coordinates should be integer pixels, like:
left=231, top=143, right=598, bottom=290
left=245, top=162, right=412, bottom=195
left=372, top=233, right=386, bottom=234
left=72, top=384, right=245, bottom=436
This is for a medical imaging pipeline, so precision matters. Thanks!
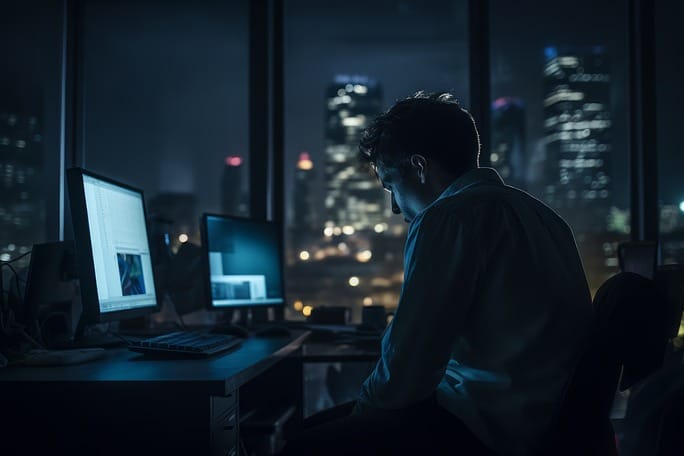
left=1, top=1, right=63, bottom=263
left=489, top=0, right=630, bottom=294
left=656, top=1, right=684, bottom=265
left=284, top=0, right=469, bottom=321
left=83, top=0, right=249, bottom=251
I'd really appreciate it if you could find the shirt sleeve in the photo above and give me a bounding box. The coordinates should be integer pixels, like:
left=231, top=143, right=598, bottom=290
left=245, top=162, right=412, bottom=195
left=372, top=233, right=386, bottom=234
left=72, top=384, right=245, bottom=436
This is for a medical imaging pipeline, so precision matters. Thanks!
left=355, top=206, right=483, bottom=413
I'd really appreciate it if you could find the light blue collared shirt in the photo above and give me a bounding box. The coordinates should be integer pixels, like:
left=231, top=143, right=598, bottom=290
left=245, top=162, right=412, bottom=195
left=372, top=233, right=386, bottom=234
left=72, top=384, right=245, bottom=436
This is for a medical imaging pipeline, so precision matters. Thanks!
left=357, top=168, right=593, bottom=455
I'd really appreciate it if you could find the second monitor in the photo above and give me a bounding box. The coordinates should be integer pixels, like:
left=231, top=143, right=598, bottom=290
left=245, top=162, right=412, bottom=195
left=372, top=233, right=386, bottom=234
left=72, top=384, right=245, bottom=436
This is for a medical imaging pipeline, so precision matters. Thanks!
left=201, top=214, right=285, bottom=310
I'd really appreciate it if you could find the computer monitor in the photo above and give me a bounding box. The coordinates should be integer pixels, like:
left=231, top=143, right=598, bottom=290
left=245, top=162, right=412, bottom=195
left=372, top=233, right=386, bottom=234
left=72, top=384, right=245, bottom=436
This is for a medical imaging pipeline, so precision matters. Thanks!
left=201, top=214, right=285, bottom=310
left=67, top=168, right=159, bottom=323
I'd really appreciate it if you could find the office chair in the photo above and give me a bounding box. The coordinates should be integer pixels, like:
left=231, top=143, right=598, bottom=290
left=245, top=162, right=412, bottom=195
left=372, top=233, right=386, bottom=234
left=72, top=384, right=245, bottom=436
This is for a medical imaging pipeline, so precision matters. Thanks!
left=654, top=264, right=684, bottom=339
left=292, top=273, right=671, bottom=455
left=618, top=241, right=658, bottom=279
left=543, top=272, right=669, bottom=456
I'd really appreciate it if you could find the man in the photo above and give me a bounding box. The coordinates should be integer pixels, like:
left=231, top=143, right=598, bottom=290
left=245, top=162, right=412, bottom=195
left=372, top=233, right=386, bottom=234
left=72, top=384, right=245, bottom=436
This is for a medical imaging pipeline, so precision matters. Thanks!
left=285, top=92, right=593, bottom=455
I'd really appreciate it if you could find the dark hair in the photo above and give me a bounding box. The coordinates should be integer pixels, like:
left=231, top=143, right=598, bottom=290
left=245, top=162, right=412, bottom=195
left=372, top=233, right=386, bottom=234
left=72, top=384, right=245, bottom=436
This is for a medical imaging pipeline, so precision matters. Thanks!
left=358, top=91, right=480, bottom=175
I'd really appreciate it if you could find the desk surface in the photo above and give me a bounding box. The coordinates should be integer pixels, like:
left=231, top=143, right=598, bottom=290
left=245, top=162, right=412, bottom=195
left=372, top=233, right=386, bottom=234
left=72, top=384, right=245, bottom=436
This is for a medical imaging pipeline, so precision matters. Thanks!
left=301, top=341, right=380, bottom=362
left=0, top=331, right=308, bottom=397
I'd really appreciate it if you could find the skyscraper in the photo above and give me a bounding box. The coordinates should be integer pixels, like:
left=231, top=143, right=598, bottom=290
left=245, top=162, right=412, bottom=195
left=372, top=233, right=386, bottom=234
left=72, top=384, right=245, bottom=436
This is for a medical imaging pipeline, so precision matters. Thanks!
left=0, top=87, right=44, bottom=262
left=542, top=46, right=612, bottom=233
left=490, top=97, right=526, bottom=189
left=324, top=75, right=385, bottom=231
left=221, top=155, right=248, bottom=217
left=291, top=151, right=316, bottom=248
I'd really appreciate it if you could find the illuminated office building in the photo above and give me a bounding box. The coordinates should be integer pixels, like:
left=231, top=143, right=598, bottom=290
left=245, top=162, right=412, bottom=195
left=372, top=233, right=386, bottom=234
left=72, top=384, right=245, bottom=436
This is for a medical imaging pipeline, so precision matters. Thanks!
left=221, top=155, right=248, bottom=217
left=0, top=89, right=44, bottom=262
left=291, top=152, right=316, bottom=247
left=542, top=46, right=612, bottom=233
left=490, top=97, right=526, bottom=189
left=324, top=75, right=385, bottom=231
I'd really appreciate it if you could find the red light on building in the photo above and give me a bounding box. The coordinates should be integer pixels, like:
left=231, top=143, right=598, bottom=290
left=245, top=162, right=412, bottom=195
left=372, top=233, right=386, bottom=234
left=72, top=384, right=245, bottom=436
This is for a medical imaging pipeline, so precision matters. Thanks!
left=225, top=156, right=243, bottom=167
left=297, top=152, right=313, bottom=170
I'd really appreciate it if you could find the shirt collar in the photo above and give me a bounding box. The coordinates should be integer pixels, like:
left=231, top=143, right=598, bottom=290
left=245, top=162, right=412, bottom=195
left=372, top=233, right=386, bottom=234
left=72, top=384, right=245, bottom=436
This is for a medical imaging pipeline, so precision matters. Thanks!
left=436, top=167, right=505, bottom=202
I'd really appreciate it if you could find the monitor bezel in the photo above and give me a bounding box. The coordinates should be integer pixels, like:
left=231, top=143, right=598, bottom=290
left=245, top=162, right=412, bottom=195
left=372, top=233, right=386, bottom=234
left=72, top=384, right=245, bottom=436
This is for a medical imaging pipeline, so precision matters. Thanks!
left=200, top=213, right=286, bottom=312
left=67, top=167, right=161, bottom=323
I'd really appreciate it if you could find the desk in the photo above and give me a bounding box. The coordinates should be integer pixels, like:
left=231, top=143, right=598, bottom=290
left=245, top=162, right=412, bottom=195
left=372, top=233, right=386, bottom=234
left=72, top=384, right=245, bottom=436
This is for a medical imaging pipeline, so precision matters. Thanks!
left=0, top=332, right=308, bottom=455
left=298, top=339, right=380, bottom=418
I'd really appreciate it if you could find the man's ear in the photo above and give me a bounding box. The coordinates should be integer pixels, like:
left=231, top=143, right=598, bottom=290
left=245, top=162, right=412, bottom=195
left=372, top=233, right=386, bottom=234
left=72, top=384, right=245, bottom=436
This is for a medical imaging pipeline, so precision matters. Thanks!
left=410, top=154, right=427, bottom=184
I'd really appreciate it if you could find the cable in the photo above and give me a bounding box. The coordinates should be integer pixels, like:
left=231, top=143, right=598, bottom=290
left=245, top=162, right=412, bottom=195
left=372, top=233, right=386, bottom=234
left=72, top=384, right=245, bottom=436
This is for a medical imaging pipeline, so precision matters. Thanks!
left=177, top=312, right=188, bottom=330
left=108, top=331, right=133, bottom=345
left=1, top=263, right=24, bottom=302
left=0, top=250, right=32, bottom=264
left=0, top=254, right=44, bottom=349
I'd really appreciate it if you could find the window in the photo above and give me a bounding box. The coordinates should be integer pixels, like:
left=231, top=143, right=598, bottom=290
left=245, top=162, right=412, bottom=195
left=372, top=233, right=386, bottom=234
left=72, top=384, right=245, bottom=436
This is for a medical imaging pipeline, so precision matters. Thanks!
left=81, top=0, right=250, bottom=249
left=0, top=1, right=64, bottom=263
left=656, top=1, right=684, bottom=265
left=489, top=0, right=631, bottom=293
left=284, top=0, right=469, bottom=320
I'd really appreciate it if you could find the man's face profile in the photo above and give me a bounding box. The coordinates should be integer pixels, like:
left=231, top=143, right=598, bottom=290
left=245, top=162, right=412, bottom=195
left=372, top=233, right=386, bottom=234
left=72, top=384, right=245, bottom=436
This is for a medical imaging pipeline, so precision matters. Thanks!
left=375, top=163, right=425, bottom=224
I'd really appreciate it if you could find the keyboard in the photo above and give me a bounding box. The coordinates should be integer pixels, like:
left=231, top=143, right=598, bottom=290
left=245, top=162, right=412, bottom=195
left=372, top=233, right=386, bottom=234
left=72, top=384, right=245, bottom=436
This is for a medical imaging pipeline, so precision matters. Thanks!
left=128, top=331, right=244, bottom=357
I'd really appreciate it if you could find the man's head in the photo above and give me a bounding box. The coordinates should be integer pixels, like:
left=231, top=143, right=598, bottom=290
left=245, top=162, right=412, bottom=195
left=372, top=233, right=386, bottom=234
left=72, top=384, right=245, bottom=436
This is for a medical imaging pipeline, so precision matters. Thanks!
left=359, top=92, right=480, bottom=222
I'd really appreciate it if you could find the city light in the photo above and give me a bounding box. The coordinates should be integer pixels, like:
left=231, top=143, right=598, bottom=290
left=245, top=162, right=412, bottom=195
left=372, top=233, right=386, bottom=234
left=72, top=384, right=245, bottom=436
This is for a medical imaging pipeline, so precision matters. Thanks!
left=363, top=297, right=373, bottom=306
left=302, top=305, right=313, bottom=317
left=178, top=233, right=189, bottom=243
left=374, top=223, right=387, bottom=233
left=297, top=152, right=314, bottom=170
left=225, top=156, right=243, bottom=167
left=356, top=250, right=372, bottom=263
left=333, top=227, right=342, bottom=236
left=0, top=253, right=10, bottom=261
left=293, top=300, right=303, bottom=312
left=299, top=250, right=310, bottom=261
left=323, top=227, right=334, bottom=237
left=679, top=201, right=684, bottom=213
left=342, top=225, right=355, bottom=235
left=341, top=116, right=365, bottom=127
left=348, top=276, right=360, bottom=287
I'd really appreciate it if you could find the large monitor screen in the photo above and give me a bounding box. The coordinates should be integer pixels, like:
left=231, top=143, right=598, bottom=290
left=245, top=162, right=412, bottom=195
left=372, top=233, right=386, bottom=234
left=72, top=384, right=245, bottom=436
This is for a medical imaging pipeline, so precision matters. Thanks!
left=203, top=214, right=284, bottom=308
left=69, top=169, right=158, bottom=319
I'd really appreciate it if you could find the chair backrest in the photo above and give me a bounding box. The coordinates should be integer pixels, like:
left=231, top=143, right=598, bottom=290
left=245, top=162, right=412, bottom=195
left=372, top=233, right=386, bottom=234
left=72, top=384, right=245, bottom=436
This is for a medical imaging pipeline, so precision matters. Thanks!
left=654, top=264, right=684, bottom=339
left=595, top=272, right=669, bottom=390
left=543, top=272, right=669, bottom=455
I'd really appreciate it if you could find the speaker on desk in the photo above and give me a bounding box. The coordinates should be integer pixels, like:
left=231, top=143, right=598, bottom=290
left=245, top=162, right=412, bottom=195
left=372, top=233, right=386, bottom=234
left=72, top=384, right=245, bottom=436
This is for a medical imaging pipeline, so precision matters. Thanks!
left=361, top=305, right=389, bottom=331
left=24, top=241, right=82, bottom=347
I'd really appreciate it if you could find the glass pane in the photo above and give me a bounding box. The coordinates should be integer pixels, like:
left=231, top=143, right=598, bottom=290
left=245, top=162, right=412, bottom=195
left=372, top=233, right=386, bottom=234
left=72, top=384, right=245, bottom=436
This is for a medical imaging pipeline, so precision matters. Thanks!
left=0, top=1, right=63, bottom=264
left=82, top=0, right=249, bottom=250
left=656, top=2, right=684, bottom=265
left=284, top=0, right=469, bottom=321
left=489, top=0, right=630, bottom=294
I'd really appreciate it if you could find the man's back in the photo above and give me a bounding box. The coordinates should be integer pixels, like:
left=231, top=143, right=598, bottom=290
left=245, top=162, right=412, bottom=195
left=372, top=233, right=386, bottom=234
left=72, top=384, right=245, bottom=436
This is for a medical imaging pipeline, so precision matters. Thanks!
left=430, top=170, right=593, bottom=455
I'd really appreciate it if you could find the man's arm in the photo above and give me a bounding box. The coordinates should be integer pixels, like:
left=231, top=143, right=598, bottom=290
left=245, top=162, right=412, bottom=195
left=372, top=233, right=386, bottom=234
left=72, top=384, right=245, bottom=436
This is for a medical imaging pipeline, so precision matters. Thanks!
left=355, top=207, right=483, bottom=413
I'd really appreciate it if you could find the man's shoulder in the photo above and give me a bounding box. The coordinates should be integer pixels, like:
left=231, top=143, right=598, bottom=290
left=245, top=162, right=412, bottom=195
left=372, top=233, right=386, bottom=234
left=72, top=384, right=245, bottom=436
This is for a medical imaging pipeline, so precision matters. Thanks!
left=420, top=183, right=570, bottom=232
left=427, top=182, right=523, bottom=214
